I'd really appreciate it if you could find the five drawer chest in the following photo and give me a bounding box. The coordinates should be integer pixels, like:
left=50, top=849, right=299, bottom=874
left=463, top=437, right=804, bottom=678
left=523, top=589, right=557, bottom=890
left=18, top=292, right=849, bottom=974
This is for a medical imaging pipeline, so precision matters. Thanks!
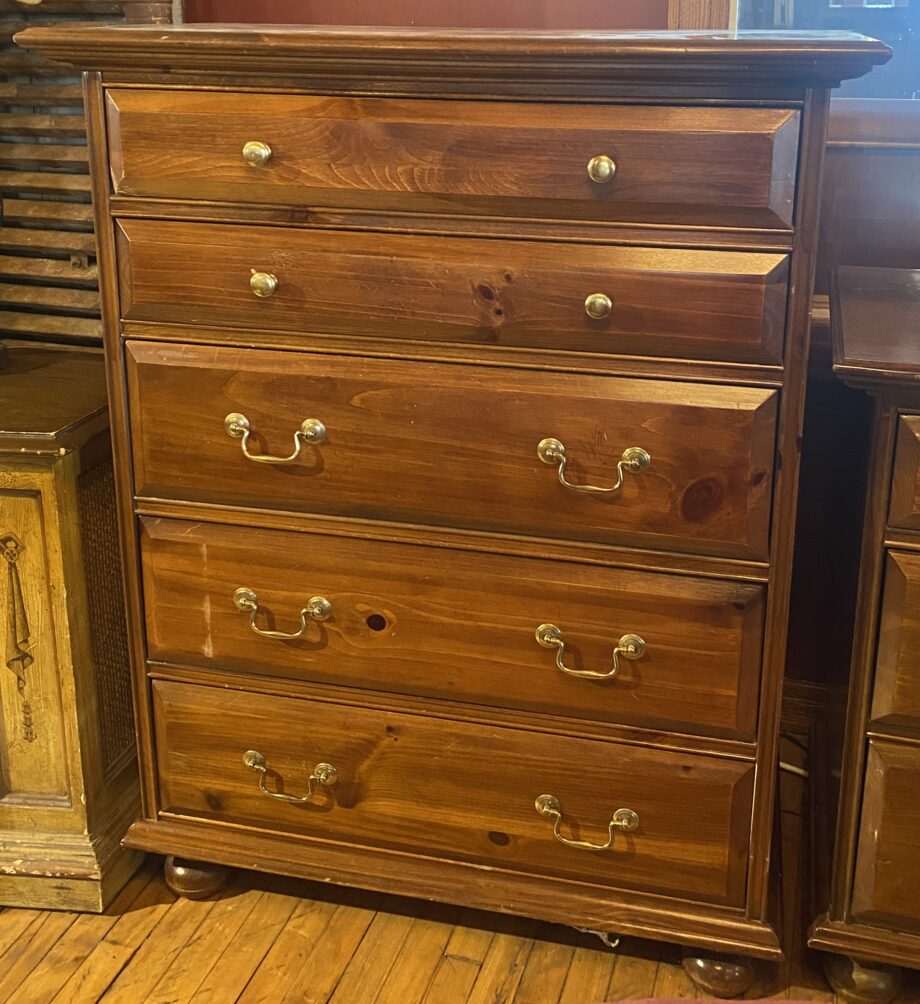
left=18, top=23, right=888, bottom=996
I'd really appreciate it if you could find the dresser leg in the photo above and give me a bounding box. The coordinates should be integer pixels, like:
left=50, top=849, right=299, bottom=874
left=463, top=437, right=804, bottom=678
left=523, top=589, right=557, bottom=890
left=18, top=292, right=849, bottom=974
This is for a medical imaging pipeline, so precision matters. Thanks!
left=823, top=954, right=903, bottom=1004
left=163, top=856, right=229, bottom=900
left=681, top=949, right=756, bottom=998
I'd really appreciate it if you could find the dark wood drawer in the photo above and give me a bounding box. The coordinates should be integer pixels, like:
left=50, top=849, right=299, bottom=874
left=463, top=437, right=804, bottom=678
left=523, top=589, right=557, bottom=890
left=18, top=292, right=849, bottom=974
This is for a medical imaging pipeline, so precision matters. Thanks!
left=140, top=517, right=766, bottom=740
left=126, top=342, right=778, bottom=560
left=106, top=90, right=800, bottom=231
left=871, top=550, right=920, bottom=733
left=153, top=679, right=754, bottom=906
left=852, top=739, right=920, bottom=929
left=888, top=415, right=920, bottom=531
left=116, top=220, right=789, bottom=366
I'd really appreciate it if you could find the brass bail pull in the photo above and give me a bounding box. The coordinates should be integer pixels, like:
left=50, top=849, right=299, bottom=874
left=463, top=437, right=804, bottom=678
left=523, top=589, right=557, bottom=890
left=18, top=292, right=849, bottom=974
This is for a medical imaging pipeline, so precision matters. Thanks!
left=224, top=412, right=326, bottom=465
left=233, top=587, right=333, bottom=640
left=535, top=794, right=638, bottom=852
left=537, top=439, right=650, bottom=495
left=243, top=750, right=338, bottom=805
left=535, top=624, right=646, bottom=680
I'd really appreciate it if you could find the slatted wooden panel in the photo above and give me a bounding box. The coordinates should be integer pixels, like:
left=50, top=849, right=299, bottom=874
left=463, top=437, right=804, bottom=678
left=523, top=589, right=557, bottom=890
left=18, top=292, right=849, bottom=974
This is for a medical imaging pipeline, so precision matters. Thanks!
left=0, top=0, right=174, bottom=347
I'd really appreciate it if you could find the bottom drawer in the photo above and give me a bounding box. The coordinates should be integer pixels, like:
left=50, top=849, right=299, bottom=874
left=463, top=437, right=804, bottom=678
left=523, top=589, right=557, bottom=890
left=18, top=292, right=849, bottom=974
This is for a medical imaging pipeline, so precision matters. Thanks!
left=852, top=738, right=920, bottom=929
left=153, top=680, right=754, bottom=906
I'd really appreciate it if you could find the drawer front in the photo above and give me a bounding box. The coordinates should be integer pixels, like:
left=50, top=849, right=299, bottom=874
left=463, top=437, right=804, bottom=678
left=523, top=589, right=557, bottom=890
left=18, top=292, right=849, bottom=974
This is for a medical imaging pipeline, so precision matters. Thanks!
left=852, top=739, right=920, bottom=928
left=126, top=342, right=778, bottom=560
left=140, top=518, right=766, bottom=740
left=107, top=90, right=800, bottom=231
left=153, top=680, right=754, bottom=905
left=871, top=550, right=920, bottom=732
left=888, top=415, right=920, bottom=531
left=116, top=220, right=789, bottom=366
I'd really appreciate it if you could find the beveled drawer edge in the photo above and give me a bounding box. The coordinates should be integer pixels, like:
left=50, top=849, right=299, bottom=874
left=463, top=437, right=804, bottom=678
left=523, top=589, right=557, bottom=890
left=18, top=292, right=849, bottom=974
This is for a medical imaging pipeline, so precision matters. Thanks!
left=134, top=499, right=771, bottom=584
left=126, top=816, right=781, bottom=957
left=157, top=808, right=745, bottom=909
left=145, top=660, right=758, bottom=762
left=108, top=196, right=797, bottom=253
left=120, top=321, right=786, bottom=388
left=865, top=726, right=920, bottom=750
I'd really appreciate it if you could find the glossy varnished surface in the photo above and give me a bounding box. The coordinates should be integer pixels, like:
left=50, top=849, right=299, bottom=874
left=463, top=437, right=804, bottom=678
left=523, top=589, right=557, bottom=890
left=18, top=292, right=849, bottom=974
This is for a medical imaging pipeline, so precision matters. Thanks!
left=106, top=92, right=800, bottom=231
left=126, top=341, right=778, bottom=560
left=14, top=25, right=892, bottom=90
left=873, top=550, right=920, bottom=732
left=153, top=679, right=754, bottom=906
left=140, top=517, right=765, bottom=740
left=116, top=219, right=790, bottom=363
left=832, top=267, right=920, bottom=388
left=851, top=739, right=920, bottom=929
left=0, top=344, right=106, bottom=448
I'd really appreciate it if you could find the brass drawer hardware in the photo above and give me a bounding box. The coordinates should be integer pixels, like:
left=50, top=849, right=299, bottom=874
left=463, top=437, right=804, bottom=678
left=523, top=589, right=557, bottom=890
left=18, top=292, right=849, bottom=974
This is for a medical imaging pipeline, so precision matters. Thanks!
left=535, top=794, right=638, bottom=851
left=233, top=586, right=333, bottom=640
left=535, top=624, right=646, bottom=680
left=537, top=439, right=650, bottom=495
left=224, top=412, right=325, bottom=464
left=243, top=749, right=338, bottom=804
left=584, top=293, right=613, bottom=319
left=249, top=269, right=278, bottom=298
left=242, top=140, right=272, bottom=167
left=586, top=154, right=616, bottom=184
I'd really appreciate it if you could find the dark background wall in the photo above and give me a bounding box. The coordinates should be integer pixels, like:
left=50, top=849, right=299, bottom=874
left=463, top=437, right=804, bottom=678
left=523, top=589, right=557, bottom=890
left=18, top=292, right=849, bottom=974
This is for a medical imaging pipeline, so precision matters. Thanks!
left=182, top=0, right=669, bottom=28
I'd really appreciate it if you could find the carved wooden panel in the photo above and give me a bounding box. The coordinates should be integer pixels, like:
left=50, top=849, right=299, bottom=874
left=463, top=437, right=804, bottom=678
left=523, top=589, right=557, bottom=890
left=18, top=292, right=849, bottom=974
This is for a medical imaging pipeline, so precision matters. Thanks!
left=0, top=477, right=69, bottom=801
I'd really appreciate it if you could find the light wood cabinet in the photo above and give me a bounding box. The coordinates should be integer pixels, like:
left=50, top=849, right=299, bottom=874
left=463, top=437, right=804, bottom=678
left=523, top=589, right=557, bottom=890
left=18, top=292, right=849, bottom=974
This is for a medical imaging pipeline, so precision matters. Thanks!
left=0, top=345, right=140, bottom=910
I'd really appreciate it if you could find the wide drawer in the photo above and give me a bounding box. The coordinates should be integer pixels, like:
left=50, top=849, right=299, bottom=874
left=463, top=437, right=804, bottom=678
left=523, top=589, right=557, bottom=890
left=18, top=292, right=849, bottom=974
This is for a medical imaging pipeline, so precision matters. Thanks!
left=871, top=550, right=920, bottom=732
left=140, top=517, right=765, bottom=740
left=851, top=739, right=920, bottom=929
left=116, top=220, right=789, bottom=365
left=106, top=90, right=800, bottom=231
left=888, top=414, right=920, bottom=531
left=126, top=342, right=778, bottom=560
left=153, top=680, right=754, bottom=906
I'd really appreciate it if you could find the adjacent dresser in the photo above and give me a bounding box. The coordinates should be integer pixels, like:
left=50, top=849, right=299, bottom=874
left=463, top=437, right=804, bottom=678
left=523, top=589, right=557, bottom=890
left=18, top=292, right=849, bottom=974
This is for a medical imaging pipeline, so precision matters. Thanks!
left=17, top=24, right=888, bottom=994
left=810, top=267, right=920, bottom=1003
left=0, top=343, right=139, bottom=910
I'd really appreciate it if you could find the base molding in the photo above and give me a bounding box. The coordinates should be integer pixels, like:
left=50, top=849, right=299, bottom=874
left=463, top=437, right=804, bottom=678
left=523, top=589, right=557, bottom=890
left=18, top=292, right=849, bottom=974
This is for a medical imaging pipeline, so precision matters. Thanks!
left=125, top=815, right=782, bottom=960
left=809, top=915, right=920, bottom=971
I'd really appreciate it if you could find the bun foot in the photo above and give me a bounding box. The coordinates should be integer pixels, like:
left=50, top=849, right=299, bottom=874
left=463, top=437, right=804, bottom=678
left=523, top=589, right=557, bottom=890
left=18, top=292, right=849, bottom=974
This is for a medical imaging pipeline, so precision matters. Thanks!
left=681, top=949, right=756, bottom=999
left=823, top=954, right=903, bottom=1004
left=163, top=856, right=228, bottom=900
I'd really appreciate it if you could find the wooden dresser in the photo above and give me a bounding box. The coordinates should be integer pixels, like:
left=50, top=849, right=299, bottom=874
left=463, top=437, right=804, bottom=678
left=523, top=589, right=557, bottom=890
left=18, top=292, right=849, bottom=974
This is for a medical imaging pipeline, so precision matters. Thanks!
left=17, top=24, right=887, bottom=994
left=810, top=267, right=920, bottom=1003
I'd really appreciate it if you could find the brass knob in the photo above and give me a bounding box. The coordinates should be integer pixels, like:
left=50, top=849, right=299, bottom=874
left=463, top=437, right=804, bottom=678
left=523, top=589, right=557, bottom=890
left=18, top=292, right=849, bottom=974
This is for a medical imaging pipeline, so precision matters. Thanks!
left=250, top=270, right=278, bottom=298
left=242, top=140, right=272, bottom=167
left=587, top=155, right=616, bottom=184
left=585, top=293, right=613, bottom=319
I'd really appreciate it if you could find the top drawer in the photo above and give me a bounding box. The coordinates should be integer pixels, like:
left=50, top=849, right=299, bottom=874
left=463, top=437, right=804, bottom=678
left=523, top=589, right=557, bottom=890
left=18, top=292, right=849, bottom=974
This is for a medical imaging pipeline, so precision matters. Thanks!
left=105, top=90, right=800, bottom=232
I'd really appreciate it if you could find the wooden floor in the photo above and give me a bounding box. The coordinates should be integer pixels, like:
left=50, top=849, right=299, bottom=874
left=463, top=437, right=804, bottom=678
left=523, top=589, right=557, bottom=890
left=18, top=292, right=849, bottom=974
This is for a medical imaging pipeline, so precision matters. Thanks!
left=1, top=765, right=918, bottom=1003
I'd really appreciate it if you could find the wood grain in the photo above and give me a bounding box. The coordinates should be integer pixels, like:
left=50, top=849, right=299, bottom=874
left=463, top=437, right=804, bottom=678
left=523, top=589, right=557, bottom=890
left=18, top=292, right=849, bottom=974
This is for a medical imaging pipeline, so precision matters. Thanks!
left=139, top=516, right=765, bottom=740
left=126, top=341, right=778, bottom=561
left=152, top=679, right=755, bottom=906
left=872, top=550, right=920, bottom=732
left=851, top=739, right=920, bottom=929
left=105, top=90, right=800, bottom=230
left=889, top=415, right=920, bottom=530
left=115, top=219, right=790, bottom=365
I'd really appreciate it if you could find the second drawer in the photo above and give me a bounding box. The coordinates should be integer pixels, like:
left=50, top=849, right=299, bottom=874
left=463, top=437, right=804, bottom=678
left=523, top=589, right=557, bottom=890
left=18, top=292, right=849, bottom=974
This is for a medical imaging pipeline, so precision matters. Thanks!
left=140, top=517, right=765, bottom=740
left=127, top=342, right=778, bottom=560
left=116, top=219, right=789, bottom=365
